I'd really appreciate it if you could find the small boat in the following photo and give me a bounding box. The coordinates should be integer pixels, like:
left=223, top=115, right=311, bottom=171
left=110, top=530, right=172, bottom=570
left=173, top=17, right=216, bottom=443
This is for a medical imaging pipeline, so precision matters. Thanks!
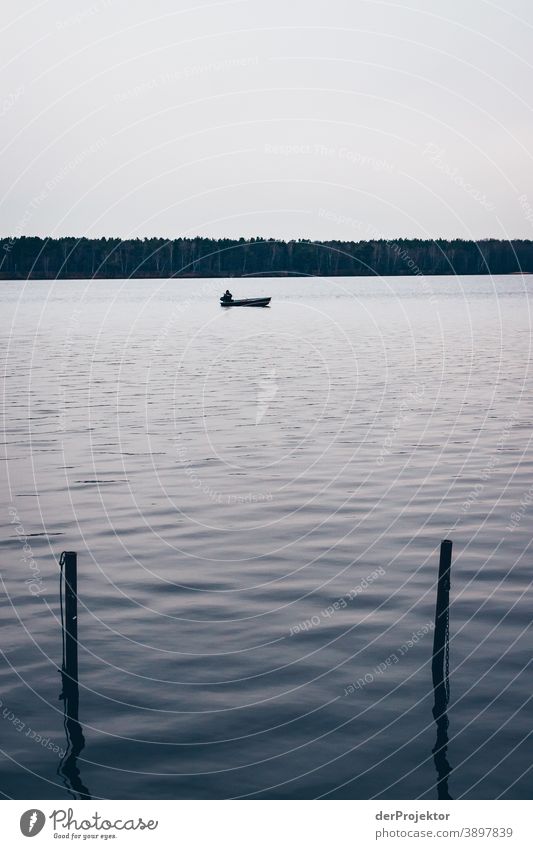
left=220, top=296, right=271, bottom=308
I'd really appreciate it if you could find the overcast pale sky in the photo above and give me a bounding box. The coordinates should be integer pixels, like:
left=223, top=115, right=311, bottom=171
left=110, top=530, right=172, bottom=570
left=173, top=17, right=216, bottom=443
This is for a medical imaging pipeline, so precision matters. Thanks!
left=1, top=0, right=533, bottom=241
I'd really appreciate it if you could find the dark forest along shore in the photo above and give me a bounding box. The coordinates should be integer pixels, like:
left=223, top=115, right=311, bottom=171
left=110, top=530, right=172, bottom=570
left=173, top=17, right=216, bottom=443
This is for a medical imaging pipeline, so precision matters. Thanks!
left=2, top=235, right=533, bottom=278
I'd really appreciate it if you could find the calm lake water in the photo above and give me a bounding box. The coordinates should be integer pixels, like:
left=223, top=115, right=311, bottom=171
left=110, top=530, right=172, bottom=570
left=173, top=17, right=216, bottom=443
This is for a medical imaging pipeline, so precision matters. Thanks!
left=1, top=275, right=531, bottom=800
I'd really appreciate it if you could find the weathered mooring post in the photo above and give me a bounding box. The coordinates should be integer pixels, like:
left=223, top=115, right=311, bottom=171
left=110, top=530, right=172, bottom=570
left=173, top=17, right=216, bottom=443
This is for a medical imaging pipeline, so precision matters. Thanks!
left=431, top=539, right=453, bottom=799
left=58, top=550, right=90, bottom=799
left=432, top=539, right=452, bottom=711
left=60, top=551, right=78, bottom=691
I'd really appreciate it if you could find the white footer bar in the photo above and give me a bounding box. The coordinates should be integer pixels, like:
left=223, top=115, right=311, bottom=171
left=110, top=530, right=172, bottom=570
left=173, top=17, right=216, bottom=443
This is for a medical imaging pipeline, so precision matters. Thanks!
left=3, top=799, right=530, bottom=848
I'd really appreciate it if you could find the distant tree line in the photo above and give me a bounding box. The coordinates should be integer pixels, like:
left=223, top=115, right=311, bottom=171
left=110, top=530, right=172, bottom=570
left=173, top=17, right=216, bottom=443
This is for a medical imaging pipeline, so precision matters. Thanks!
left=1, top=236, right=532, bottom=279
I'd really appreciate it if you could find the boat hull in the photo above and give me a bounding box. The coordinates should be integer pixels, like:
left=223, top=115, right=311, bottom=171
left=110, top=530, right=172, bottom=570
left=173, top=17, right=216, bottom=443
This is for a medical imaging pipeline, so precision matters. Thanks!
left=220, top=297, right=271, bottom=307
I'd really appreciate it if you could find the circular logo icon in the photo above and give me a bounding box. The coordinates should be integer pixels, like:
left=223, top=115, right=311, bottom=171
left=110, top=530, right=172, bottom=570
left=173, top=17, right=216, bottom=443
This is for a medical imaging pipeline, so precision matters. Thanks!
left=20, top=810, right=46, bottom=837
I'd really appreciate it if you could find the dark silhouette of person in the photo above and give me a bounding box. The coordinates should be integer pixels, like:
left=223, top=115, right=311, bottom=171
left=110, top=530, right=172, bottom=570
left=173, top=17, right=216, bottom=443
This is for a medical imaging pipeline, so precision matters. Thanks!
left=222, top=289, right=233, bottom=303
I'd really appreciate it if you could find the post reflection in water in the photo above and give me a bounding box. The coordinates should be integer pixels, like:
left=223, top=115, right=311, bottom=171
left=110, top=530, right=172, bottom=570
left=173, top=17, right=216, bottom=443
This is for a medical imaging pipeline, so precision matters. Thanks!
left=58, top=676, right=91, bottom=800
left=432, top=699, right=453, bottom=801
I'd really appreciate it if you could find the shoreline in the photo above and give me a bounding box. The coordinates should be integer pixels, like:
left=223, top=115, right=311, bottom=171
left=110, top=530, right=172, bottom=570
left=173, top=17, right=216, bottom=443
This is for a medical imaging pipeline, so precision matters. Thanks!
left=1, top=270, right=532, bottom=281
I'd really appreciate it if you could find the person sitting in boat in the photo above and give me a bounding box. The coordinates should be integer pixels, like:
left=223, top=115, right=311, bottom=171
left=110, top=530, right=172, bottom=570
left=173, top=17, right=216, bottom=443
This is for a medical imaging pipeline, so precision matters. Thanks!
left=221, top=289, right=233, bottom=303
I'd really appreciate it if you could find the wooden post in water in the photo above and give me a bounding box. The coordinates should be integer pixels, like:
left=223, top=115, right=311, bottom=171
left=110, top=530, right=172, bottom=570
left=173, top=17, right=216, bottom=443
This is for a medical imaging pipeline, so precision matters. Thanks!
left=61, top=551, right=78, bottom=691
left=432, top=539, right=452, bottom=715
left=58, top=551, right=90, bottom=798
left=431, top=539, right=453, bottom=799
